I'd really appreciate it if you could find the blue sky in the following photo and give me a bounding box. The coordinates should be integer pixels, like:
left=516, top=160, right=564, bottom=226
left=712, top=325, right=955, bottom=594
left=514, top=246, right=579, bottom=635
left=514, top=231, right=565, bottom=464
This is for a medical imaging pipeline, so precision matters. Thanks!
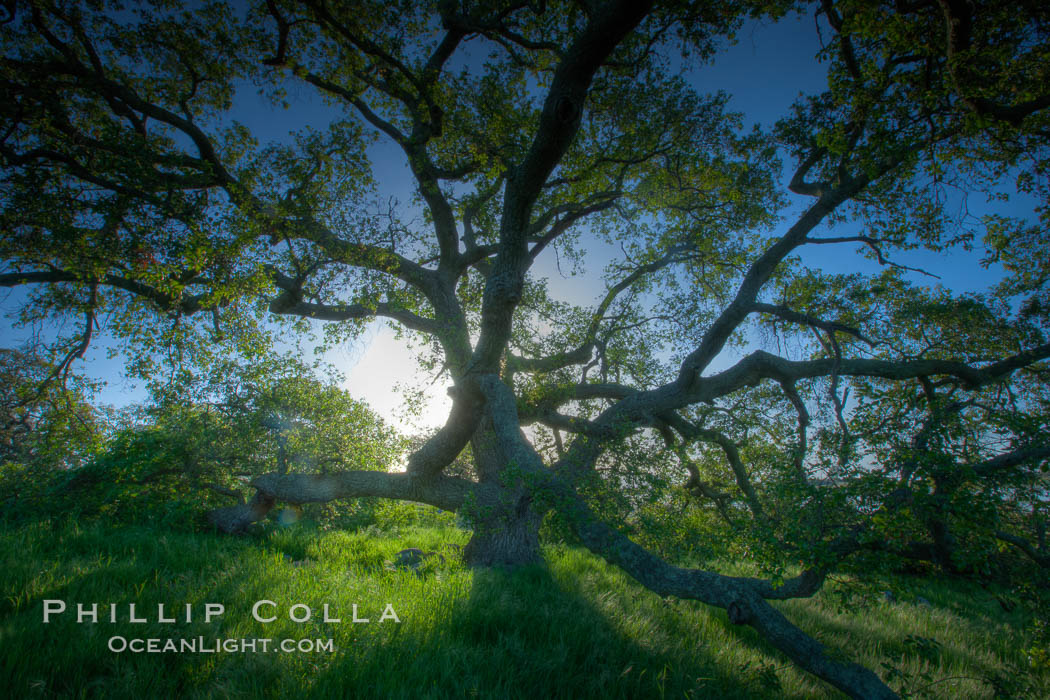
left=0, top=10, right=1033, bottom=432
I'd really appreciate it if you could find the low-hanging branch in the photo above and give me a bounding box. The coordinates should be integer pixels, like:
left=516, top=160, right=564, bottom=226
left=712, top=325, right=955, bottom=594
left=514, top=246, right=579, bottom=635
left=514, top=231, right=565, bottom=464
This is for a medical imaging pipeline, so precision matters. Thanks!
left=470, top=372, right=897, bottom=700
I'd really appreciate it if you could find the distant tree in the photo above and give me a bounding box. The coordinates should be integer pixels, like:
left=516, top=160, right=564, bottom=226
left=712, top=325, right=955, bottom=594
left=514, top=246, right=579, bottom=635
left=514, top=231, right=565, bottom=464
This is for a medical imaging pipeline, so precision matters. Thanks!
left=63, top=356, right=405, bottom=530
left=0, top=346, right=103, bottom=467
left=2, top=1, right=1049, bottom=696
left=0, top=346, right=107, bottom=518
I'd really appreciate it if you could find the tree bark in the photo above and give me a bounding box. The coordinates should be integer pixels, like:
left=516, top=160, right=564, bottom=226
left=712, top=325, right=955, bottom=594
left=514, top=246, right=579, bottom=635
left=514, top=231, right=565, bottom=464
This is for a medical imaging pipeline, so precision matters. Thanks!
left=462, top=505, right=541, bottom=568
left=461, top=416, right=542, bottom=567
left=205, top=470, right=483, bottom=533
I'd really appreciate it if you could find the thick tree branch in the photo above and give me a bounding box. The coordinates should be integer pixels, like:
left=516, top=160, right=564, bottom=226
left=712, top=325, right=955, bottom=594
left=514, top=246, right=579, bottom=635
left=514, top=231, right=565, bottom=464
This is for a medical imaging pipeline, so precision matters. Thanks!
left=473, top=0, right=655, bottom=374
left=406, top=384, right=485, bottom=478
left=564, top=506, right=896, bottom=698
left=555, top=341, right=1050, bottom=490
left=966, top=444, right=1050, bottom=480
left=0, top=269, right=209, bottom=314
left=208, top=469, right=492, bottom=534
left=700, top=346, right=1050, bottom=400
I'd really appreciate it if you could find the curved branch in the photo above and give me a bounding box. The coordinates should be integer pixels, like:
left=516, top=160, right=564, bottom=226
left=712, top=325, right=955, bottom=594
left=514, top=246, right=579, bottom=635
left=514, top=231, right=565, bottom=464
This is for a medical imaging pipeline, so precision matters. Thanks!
left=753, top=302, right=874, bottom=345
left=700, top=346, right=1050, bottom=401
left=779, top=379, right=811, bottom=479
left=969, top=444, right=1050, bottom=479
left=804, top=235, right=940, bottom=278
left=564, top=505, right=895, bottom=698
left=994, top=530, right=1050, bottom=568
left=267, top=269, right=440, bottom=334
left=208, top=469, right=489, bottom=534
left=0, top=269, right=209, bottom=314
left=526, top=194, right=621, bottom=260
left=554, top=342, right=1050, bottom=490
left=406, top=382, right=486, bottom=478
left=662, top=413, right=765, bottom=519
left=675, top=185, right=856, bottom=385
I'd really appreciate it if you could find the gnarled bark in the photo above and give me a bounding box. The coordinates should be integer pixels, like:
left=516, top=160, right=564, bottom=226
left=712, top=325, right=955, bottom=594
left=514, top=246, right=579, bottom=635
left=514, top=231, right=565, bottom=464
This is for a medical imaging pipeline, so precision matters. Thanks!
left=462, top=506, right=541, bottom=568
left=462, top=415, right=542, bottom=567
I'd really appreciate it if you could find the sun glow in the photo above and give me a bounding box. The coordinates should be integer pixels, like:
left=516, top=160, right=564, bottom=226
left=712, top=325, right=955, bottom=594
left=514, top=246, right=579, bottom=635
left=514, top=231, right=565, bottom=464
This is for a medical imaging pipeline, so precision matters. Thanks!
left=337, top=324, right=452, bottom=435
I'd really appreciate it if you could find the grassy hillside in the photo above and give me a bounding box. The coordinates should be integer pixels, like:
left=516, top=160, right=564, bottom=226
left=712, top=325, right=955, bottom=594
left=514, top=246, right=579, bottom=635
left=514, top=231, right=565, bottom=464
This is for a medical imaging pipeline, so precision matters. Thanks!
left=1, top=519, right=1045, bottom=699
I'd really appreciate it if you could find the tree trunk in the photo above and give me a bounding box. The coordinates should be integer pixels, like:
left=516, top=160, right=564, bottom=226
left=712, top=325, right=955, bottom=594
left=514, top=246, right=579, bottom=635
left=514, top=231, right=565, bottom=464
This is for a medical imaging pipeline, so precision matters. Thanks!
left=461, top=416, right=542, bottom=567
left=462, top=505, right=541, bottom=567
left=926, top=486, right=960, bottom=573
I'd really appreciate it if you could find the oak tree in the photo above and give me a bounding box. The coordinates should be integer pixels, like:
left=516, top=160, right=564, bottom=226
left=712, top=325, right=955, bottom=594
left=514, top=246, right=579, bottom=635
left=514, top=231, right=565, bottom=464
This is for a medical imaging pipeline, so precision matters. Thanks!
left=2, top=1, right=1049, bottom=697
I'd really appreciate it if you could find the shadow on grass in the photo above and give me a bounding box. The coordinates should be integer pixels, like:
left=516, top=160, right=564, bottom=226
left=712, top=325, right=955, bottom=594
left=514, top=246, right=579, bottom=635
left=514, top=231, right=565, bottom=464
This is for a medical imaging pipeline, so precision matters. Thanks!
left=17, top=521, right=1026, bottom=699
left=2, top=522, right=798, bottom=699
left=302, top=561, right=793, bottom=700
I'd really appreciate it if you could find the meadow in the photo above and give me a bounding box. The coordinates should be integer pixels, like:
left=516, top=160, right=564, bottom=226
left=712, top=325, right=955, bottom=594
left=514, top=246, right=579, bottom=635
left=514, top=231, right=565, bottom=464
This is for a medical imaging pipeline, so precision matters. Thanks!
left=1, top=517, right=1045, bottom=699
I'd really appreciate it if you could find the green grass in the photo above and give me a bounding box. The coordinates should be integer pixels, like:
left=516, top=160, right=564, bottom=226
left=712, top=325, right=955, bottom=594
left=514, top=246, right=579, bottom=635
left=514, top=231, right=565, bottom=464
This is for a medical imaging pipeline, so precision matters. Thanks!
left=1, top=519, right=1045, bottom=699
